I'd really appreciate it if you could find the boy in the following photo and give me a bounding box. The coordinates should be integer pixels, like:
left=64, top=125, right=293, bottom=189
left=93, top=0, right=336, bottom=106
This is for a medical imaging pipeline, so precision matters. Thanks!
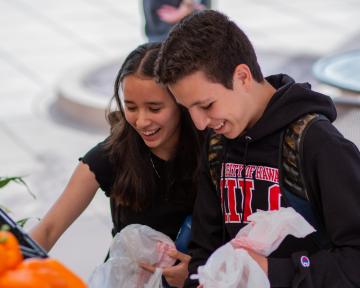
left=155, top=10, right=360, bottom=288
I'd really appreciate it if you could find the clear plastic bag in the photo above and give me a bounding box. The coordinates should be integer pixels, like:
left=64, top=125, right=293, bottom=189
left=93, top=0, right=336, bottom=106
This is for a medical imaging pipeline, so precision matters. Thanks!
left=231, top=207, right=316, bottom=256
left=88, top=224, right=176, bottom=288
left=193, top=207, right=316, bottom=288
left=194, top=243, right=269, bottom=288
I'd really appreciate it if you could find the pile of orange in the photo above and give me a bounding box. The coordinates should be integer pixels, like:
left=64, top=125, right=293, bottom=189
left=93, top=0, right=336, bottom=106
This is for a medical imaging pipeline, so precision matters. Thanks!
left=0, top=231, right=87, bottom=288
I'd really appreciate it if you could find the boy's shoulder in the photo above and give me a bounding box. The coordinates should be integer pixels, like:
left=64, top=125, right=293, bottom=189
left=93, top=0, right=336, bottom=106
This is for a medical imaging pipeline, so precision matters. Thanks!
left=280, top=113, right=329, bottom=201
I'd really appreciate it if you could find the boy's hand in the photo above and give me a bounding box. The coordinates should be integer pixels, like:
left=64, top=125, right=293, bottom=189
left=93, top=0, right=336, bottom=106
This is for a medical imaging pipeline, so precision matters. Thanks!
left=139, top=249, right=191, bottom=288
left=242, top=248, right=268, bottom=275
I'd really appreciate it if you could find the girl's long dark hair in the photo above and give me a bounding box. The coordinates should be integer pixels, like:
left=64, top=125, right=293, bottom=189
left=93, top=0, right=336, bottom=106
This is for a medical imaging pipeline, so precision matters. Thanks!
left=105, top=42, right=201, bottom=211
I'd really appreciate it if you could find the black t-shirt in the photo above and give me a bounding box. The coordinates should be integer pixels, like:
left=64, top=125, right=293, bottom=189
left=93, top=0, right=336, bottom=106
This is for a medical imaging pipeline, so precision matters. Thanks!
left=80, top=140, right=193, bottom=240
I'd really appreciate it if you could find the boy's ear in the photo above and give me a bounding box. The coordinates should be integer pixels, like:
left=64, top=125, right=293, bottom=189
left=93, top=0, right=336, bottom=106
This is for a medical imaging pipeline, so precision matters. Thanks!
left=233, top=64, right=252, bottom=89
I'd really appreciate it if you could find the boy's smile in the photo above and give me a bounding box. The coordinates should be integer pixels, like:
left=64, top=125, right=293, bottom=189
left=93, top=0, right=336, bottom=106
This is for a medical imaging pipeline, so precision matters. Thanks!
left=169, top=70, right=258, bottom=139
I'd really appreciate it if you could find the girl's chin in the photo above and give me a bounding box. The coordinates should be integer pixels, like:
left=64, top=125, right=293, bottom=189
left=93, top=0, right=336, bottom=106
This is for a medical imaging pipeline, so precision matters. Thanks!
left=140, top=129, right=161, bottom=142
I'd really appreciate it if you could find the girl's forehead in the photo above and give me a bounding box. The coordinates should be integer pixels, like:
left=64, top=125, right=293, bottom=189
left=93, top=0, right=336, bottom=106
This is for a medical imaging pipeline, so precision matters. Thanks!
left=121, top=76, right=173, bottom=104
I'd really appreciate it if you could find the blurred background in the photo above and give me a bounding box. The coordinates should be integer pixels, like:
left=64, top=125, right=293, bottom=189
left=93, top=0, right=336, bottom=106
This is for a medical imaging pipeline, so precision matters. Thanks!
left=1, top=0, right=359, bottom=281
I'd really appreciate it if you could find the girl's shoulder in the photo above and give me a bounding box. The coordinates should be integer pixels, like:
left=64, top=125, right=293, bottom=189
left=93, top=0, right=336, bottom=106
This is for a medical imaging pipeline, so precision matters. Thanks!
left=79, top=139, right=115, bottom=195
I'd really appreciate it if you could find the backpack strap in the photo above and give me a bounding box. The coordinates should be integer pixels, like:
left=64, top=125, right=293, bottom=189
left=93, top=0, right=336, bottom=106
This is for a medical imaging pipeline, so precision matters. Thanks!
left=279, top=113, right=331, bottom=248
left=208, top=132, right=224, bottom=194
left=281, top=113, right=322, bottom=200
left=208, top=132, right=230, bottom=243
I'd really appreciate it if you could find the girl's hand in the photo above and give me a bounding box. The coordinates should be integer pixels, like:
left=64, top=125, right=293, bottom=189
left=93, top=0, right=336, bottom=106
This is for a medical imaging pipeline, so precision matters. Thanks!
left=139, top=249, right=191, bottom=288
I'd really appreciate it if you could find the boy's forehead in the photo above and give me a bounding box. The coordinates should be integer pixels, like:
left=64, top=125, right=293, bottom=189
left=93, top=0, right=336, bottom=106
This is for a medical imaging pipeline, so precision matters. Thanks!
left=170, top=70, right=208, bottom=91
left=168, top=71, right=218, bottom=107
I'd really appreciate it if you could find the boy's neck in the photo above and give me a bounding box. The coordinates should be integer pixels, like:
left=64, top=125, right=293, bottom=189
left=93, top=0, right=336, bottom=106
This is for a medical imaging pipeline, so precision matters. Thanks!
left=248, top=80, right=276, bottom=128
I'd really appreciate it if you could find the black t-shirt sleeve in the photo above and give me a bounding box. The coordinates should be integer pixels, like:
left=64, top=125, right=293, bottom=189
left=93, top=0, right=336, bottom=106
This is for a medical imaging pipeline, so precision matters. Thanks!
left=79, top=140, right=115, bottom=196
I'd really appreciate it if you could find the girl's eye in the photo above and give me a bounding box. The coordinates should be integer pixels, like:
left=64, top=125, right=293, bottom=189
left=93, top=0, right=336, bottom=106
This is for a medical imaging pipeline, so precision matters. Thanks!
left=149, top=107, right=161, bottom=113
left=126, top=106, right=136, bottom=112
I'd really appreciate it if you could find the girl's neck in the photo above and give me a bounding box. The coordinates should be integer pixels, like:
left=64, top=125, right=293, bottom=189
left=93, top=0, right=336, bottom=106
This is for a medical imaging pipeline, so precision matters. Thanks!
left=151, top=146, right=176, bottom=161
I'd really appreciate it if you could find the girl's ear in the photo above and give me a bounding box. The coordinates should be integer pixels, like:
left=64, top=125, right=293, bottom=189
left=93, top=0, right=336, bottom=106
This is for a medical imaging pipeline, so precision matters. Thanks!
left=232, top=64, right=252, bottom=90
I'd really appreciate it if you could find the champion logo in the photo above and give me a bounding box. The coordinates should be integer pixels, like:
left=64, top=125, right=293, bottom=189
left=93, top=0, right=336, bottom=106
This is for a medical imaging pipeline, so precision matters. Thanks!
left=300, top=256, right=310, bottom=268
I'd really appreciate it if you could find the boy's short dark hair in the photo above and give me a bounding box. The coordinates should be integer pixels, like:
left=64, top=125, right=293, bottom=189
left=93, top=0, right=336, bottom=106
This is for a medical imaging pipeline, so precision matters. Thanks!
left=155, top=10, right=264, bottom=89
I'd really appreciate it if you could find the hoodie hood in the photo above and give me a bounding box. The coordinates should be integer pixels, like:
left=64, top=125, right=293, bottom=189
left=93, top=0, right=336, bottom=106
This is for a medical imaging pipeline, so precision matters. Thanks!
left=245, top=74, right=337, bottom=141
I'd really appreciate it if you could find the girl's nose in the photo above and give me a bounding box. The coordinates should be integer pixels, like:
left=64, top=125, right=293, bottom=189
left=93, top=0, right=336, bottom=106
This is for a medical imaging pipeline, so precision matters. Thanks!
left=136, top=111, right=151, bottom=128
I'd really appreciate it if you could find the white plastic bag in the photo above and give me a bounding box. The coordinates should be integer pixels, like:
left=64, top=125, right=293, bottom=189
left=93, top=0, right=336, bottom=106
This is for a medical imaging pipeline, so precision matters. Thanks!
left=194, top=243, right=269, bottom=288
left=231, top=207, right=316, bottom=256
left=193, top=207, right=316, bottom=288
left=88, top=224, right=176, bottom=288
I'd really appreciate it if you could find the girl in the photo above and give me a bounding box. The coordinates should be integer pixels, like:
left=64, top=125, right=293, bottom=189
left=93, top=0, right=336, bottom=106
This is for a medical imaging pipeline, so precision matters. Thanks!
left=30, top=42, right=201, bottom=287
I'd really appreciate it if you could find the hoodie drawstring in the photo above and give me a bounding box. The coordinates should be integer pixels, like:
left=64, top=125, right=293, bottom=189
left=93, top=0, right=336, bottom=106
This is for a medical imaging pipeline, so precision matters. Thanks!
left=241, top=135, right=252, bottom=223
left=220, top=137, right=228, bottom=242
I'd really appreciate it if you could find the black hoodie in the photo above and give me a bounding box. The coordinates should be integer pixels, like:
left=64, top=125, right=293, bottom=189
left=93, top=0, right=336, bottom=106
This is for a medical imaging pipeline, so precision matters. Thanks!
left=185, top=74, right=360, bottom=287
